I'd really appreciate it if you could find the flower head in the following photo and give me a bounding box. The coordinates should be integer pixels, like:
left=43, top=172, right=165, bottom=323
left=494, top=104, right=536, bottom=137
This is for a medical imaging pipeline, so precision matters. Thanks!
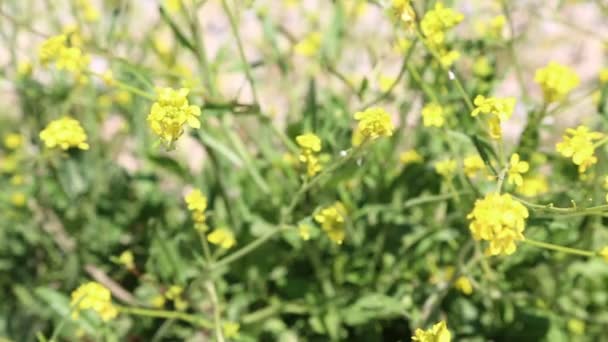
left=556, top=125, right=603, bottom=173
left=4, top=133, right=23, bottom=150
left=400, top=149, right=424, bottom=165
left=464, top=154, right=485, bottom=178
left=471, top=95, right=515, bottom=121
left=295, top=32, right=322, bottom=57
left=70, top=282, right=118, bottom=321
left=314, top=202, right=347, bottom=244
left=507, top=153, right=529, bottom=186
left=599, top=246, right=608, bottom=262
left=147, top=87, right=201, bottom=146
left=421, top=3, right=463, bottom=44
left=516, top=175, right=549, bottom=197
left=296, top=133, right=323, bottom=177
left=422, top=103, right=445, bottom=127
left=354, top=107, right=394, bottom=139
left=389, top=0, right=416, bottom=29
left=40, top=117, right=89, bottom=150
left=185, top=189, right=208, bottom=231
left=534, top=62, right=580, bottom=102
left=207, top=228, right=236, bottom=249
left=467, top=193, right=529, bottom=256
left=38, top=34, right=67, bottom=65
left=223, top=322, right=240, bottom=338
left=454, top=276, right=473, bottom=295
left=435, top=159, right=456, bottom=179
left=412, top=320, right=451, bottom=342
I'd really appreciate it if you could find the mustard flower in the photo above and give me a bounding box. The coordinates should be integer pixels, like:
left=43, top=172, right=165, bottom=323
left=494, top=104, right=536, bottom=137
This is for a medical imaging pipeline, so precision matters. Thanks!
left=223, top=322, right=240, bottom=338
left=568, top=319, right=586, bottom=335
left=17, top=60, right=33, bottom=77
left=400, top=149, right=423, bottom=165
left=463, top=154, right=485, bottom=178
left=298, top=224, right=312, bottom=240
left=473, top=57, right=493, bottom=78
left=471, top=95, right=515, bottom=121
left=600, top=68, right=608, bottom=84
left=412, top=320, right=451, bottom=342
left=39, top=117, right=89, bottom=150
left=438, top=49, right=460, bottom=68
left=556, top=125, right=603, bottom=173
left=295, top=32, right=322, bottom=57
left=488, top=116, right=502, bottom=140
left=207, top=228, right=236, bottom=249
left=599, top=246, right=608, bottom=262
left=435, top=159, right=456, bottom=179
left=467, top=193, right=529, bottom=256
left=534, top=62, right=580, bottom=102
left=70, top=282, right=118, bottom=321
left=56, top=46, right=91, bottom=74
left=454, top=276, right=473, bottom=295
left=516, top=175, right=549, bottom=197
left=389, top=0, right=416, bottom=29
left=507, top=153, right=529, bottom=186
left=38, top=34, right=67, bottom=65
left=165, top=285, right=188, bottom=311
left=10, top=192, right=26, bottom=207
left=421, top=3, right=463, bottom=45
left=422, top=103, right=445, bottom=128
left=354, top=107, right=394, bottom=139
left=147, top=87, right=201, bottom=146
left=38, top=33, right=90, bottom=80
left=4, top=133, right=23, bottom=150
left=118, top=250, right=135, bottom=270
left=296, top=133, right=323, bottom=177
left=314, top=202, right=347, bottom=244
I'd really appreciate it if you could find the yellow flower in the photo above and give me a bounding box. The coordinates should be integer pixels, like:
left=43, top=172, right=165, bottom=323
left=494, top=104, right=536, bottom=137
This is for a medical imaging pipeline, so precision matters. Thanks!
left=296, top=133, right=323, bottom=177
left=400, top=149, right=424, bottom=165
left=422, top=103, right=445, bottom=127
left=298, top=224, right=311, bottom=240
left=473, top=57, right=493, bottom=78
left=40, top=117, right=89, bottom=150
left=38, top=34, right=67, bottom=65
left=488, top=116, right=502, bottom=140
left=471, top=95, right=515, bottom=121
left=17, top=60, right=33, bottom=77
left=185, top=189, right=208, bottom=232
left=412, top=320, right=451, bottom=342
left=70, top=282, right=118, bottom=321
left=421, top=3, right=463, bottom=45
left=0, top=155, right=17, bottom=173
left=10, top=192, right=26, bottom=207
left=389, top=0, right=416, bottom=29
left=556, top=125, right=603, bottom=173
left=600, top=68, right=608, bottom=84
left=4, top=133, right=23, bottom=150
left=534, top=62, right=580, bottom=102
left=102, top=70, right=115, bottom=86
left=314, top=202, right=347, bottom=244
left=454, top=276, right=473, bottom=295
left=114, top=90, right=132, bottom=105
left=295, top=32, right=322, bottom=57
left=164, top=0, right=182, bottom=13
left=118, top=250, right=135, bottom=270
left=463, top=154, right=485, bottom=178
left=507, top=153, right=529, bottom=186
left=11, top=175, right=24, bottom=185
left=378, top=74, right=396, bottom=92
left=599, top=246, right=608, bottom=262
left=207, top=228, right=236, bottom=249
left=222, top=322, right=240, bottom=338
left=517, top=175, right=549, bottom=197
left=435, top=159, right=456, bottom=179
left=438, top=49, right=460, bottom=68
left=151, top=295, right=166, bottom=308
left=467, top=193, right=529, bottom=256
left=354, top=107, right=394, bottom=139
left=296, top=133, right=322, bottom=153
left=147, top=87, right=201, bottom=146
left=488, top=15, right=506, bottom=38
left=165, top=285, right=183, bottom=300
left=567, top=319, right=586, bottom=335
left=394, top=37, right=412, bottom=53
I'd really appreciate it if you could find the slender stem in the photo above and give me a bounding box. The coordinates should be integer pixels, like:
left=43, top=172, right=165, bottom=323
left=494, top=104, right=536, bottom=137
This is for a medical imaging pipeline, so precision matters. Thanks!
left=116, top=305, right=213, bottom=328
left=212, top=225, right=288, bottom=269
left=522, top=239, right=596, bottom=257
left=205, top=282, right=225, bottom=342
left=515, top=196, right=608, bottom=215
left=220, top=0, right=260, bottom=104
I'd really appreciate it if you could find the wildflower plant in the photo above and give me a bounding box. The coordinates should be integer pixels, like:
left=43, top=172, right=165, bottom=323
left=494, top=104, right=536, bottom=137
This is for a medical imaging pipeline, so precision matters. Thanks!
left=3, top=0, right=608, bottom=341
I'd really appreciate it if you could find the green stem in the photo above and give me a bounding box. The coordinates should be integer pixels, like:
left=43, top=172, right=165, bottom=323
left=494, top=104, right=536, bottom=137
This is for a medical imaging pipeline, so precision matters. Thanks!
left=220, top=0, right=260, bottom=104
left=116, top=305, right=213, bottom=328
left=205, top=281, right=225, bottom=342
left=522, top=238, right=596, bottom=257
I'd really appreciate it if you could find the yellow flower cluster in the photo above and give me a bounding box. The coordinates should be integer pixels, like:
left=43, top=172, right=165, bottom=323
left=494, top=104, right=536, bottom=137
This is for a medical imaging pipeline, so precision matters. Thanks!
left=314, top=202, right=347, bottom=244
left=517, top=175, right=549, bottom=197
left=422, top=103, right=446, bottom=128
left=534, top=62, right=580, bottom=103
left=295, top=32, right=322, bottom=57
left=421, top=3, right=464, bottom=67
left=165, top=285, right=188, bottom=311
left=435, top=159, right=456, bottom=179
left=75, top=0, right=100, bottom=22
left=70, top=282, right=118, bottom=321
left=412, top=320, right=451, bottom=342
left=463, top=154, right=486, bottom=178
left=223, top=322, right=241, bottom=338
left=454, top=276, right=473, bottom=295
left=354, top=107, right=394, bottom=139
left=296, top=133, right=323, bottom=177
left=147, top=87, right=201, bottom=146
left=475, top=15, right=506, bottom=40
left=117, top=250, right=135, bottom=270
left=471, top=95, right=515, bottom=139
left=468, top=193, right=529, bottom=256
left=207, top=227, right=236, bottom=249
left=38, top=34, right=90, bottom=82
left=4, top=133, right=23, bottom=150
left=400, top=149, right=423, bottom=165
left=507, top=153, right=529, bottom=186
left=184, top=189, right=208, bottom=232
left=39, top=117, right=89, bottom=150
left=556, top=125, right=603, bottom=173
left=389, top=0, right=416, bottom=29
